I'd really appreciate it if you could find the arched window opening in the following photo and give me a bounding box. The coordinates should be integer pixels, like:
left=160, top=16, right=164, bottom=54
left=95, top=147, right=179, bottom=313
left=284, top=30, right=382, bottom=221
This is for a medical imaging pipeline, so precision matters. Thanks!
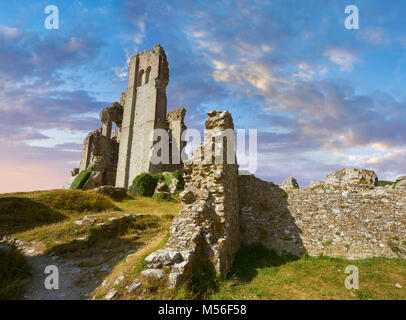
left=112, top=122, right=117, bottom=138
left=145, top=66, right=151, bottom=85
left=138, top=69, right=144, bottom=87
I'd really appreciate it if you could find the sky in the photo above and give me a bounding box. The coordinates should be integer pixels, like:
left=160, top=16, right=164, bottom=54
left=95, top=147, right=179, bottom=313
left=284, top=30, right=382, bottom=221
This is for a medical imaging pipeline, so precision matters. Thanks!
left=0, top=0, right=405, bottom=193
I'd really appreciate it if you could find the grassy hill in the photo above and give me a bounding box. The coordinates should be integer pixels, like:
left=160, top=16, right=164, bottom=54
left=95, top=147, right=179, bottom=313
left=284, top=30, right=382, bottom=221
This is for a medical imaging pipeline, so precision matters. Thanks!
left=0, top=189, right=405, bottom=300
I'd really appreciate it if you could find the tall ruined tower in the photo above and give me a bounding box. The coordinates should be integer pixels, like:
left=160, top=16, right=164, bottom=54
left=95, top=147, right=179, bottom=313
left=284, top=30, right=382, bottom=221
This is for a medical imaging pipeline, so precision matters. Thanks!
left=115, top=44, right=170, bottom=188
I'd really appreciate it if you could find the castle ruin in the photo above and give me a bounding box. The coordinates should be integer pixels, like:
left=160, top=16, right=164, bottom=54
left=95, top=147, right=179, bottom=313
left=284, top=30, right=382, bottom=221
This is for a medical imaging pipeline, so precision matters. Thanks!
left=66, top=45, right=406, bottom=289
left=71, top=45, right=186, bottom=190
left=143, top=110, right=406, bottom=289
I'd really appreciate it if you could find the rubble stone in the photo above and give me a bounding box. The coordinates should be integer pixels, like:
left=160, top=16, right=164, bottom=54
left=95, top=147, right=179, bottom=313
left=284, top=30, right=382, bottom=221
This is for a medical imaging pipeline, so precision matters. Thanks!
left=141, top=269, right=165, bottom=279
left=280, top=176, right=299, bottom=190
left=323, top=168, right=378, bottom=189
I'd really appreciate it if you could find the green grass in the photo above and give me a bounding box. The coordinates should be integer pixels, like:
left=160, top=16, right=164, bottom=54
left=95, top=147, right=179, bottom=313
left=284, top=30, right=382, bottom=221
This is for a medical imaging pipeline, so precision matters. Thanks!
left=69, top=166, right=93, bottom=190
left=377, top=180, right=395, bottom=187
left=115, top=196, right=180, bottom=216
left=0, top=241, right=31, bottom=300
left=2, top=189, right=405, bottom=301
left=0, top=189, right=179, bottom=300
left=176, top=260, right=220, bottom=300
left=37, top=190, right=118, bottom=212
left=152, top=192, right=172, bottom=202
left=0, top=197, right=66, bottom=236
left=0, top=190, right=119, bottom=236
left=208, top=245, right=406, bottom=300
left=0, top=189, right=180, bottom=259
left=47, top=214, right=162, bottom=258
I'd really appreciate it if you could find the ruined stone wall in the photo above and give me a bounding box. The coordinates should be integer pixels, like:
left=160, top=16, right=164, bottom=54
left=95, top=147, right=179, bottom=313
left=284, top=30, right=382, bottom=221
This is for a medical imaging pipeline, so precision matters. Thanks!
left=143, top=111, right=240, bottom=288
left=239, top=175, right=406, bottom=259
left=79, top=130, right=119, bottom=189
left=77, top=102, right=123, bottom=189
left=116, top=45, right=170, bottom=188
left=99, top=102, right=123, bottom=142
left=166, top=108, right=187, bottom=173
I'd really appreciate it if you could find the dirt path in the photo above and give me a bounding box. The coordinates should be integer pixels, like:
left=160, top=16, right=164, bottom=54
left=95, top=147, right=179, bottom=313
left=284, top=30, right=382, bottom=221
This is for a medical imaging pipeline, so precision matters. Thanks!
left=4, top=214, right=152, bottom=300
left=11, top=238, right=125, bottom=300
left=20, top=242, right=103, bottom=300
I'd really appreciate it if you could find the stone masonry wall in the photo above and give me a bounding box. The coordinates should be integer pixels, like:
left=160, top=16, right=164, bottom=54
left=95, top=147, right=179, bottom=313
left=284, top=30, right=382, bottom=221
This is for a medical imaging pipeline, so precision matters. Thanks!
left=239, top=174, right=406, bottom=259
left=143, top=111, right=240, bottom=288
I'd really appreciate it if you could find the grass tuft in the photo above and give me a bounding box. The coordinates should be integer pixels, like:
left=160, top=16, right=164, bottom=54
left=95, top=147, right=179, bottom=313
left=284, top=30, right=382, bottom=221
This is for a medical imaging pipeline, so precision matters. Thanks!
left=0, top=241, right=31, bottom=300
left=377, top=180, right=395, bottom=187
left=38, top=190, right=118, bottom=213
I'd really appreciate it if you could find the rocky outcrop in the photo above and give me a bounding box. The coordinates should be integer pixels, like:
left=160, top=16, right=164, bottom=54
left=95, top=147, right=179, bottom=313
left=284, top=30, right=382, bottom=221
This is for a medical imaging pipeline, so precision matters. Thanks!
left=280, top=176, right=299, bottom=190
left=323, top=168, right=378, bottom=189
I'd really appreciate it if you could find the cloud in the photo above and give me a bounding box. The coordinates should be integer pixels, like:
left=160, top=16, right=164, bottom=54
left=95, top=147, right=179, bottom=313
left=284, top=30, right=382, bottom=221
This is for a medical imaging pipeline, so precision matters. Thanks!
left=0, top=25, right=102, bottom=83
left=0, top=25, right=21, bottom=40
left=114, top=66, right=128, bottom=80
left=176, top=5, right=406, bottom=184
left=0, top=82, right=105, bottom=133
left=323, top=48, right=359, bottom=71
left=362, top=27, right=388, bottom=45
left=0, top=21, right=109, bottom=193
left=1, top=0, right=405, bottom=192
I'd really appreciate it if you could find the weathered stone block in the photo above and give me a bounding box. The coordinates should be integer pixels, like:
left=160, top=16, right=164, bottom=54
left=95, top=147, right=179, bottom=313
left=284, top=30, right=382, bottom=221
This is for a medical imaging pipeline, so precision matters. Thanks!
left=324, top=168, right=378, bottom=189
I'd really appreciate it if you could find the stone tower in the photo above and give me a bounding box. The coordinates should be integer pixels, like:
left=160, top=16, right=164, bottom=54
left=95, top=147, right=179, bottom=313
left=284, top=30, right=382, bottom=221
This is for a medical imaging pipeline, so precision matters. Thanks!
left=115, top=44, right=170, bottom=188
left=69, top=45, right=186, bottom=191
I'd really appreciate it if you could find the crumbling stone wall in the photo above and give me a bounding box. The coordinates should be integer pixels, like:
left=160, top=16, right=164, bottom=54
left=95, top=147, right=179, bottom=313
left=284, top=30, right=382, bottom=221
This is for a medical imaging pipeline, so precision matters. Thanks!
left=77, top=102, right=123, bottom=189
left=144, top=111, right=239, bottom=288
left=239, top=171, right=406, bottom=259
left=166, top=108, right=187, bottom=173
left=129, top=108, right=405, bottom=290
left=79, top=129, right=119, bottom=189
left=99, top=102, right=123, bottom=142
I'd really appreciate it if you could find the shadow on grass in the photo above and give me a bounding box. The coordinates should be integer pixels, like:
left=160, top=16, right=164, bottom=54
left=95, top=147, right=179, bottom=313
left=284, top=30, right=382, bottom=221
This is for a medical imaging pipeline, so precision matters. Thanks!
left=0, top=241, right=31, bottom=300
left=181, top=245, right=300, bottom=299
left=0, top=190, right=122, bottom=237
left=183, top=260, right=220, bottom=300
left=0, top=197, right=67, bottom=236
left=45, top=214, right=161, bottom=257
left=226, top=245, right=300, bottom=283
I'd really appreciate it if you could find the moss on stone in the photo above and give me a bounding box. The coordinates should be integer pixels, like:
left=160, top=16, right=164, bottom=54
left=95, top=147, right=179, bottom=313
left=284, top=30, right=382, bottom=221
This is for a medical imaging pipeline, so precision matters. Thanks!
left=69, top=165, right=94, bottom=190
